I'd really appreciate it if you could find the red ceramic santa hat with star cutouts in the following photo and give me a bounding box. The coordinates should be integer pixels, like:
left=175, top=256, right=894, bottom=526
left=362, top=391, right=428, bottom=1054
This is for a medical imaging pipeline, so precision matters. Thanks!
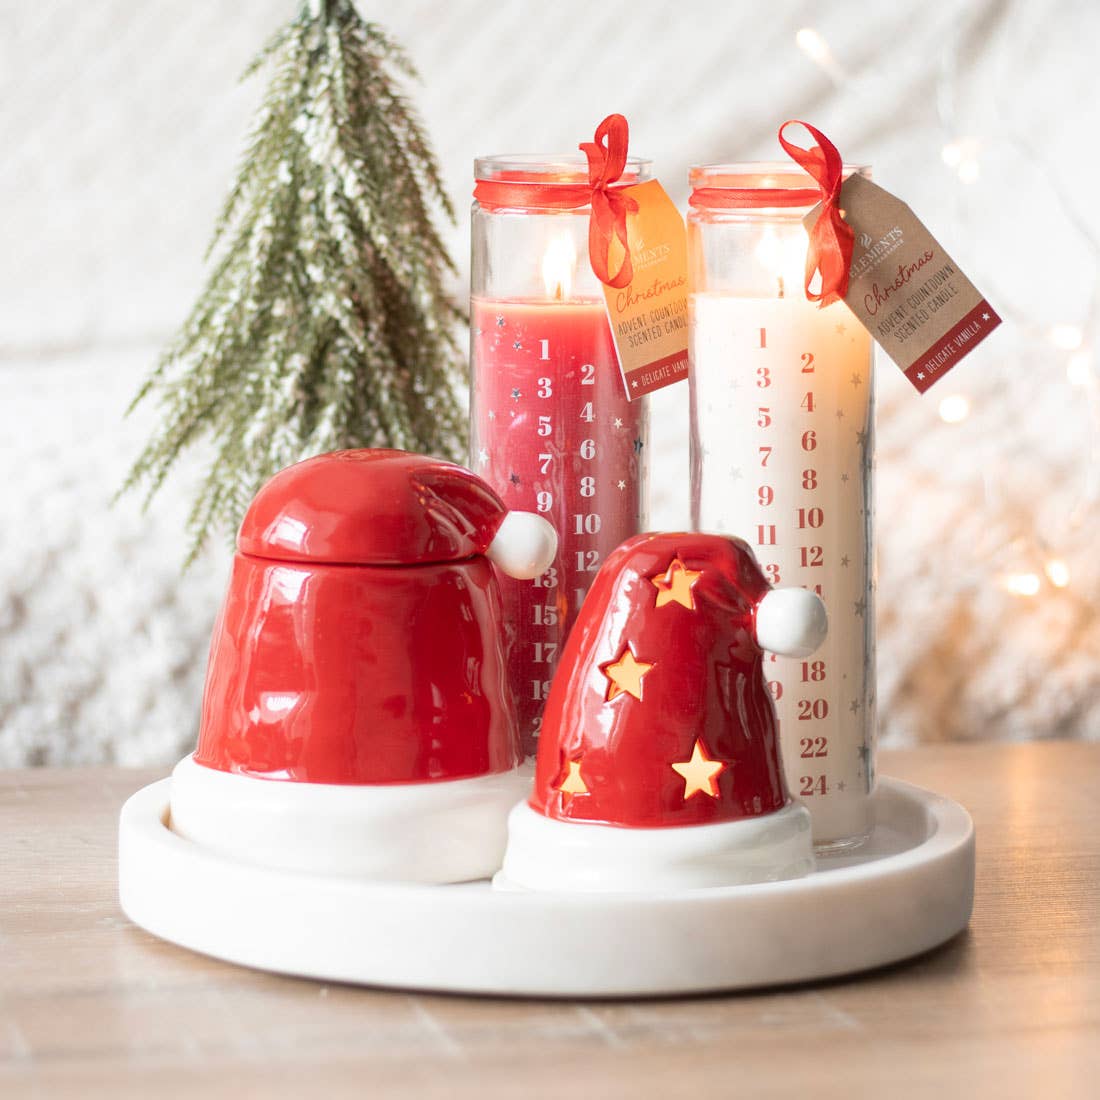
left=497, top=531, right=828, bottom=892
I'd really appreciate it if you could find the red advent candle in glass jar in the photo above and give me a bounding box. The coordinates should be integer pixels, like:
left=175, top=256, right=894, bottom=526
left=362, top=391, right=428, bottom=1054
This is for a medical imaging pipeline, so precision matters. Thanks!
left=471, top=155, right=649, bottom=754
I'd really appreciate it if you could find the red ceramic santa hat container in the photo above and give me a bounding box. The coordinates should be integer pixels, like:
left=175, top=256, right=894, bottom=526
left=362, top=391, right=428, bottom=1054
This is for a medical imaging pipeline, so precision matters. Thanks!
left=170, top=449, right=556, bottom=884
left=497, top=532, right=827, bottom=892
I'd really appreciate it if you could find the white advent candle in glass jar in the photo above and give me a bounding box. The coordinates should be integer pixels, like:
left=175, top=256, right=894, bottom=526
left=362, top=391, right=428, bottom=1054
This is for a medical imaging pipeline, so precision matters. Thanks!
left=687, top=163, right=875, bottom=851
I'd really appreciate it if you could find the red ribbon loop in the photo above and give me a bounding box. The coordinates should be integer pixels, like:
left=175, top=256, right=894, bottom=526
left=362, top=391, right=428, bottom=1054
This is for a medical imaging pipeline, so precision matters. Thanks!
left=777, top=119, right=854, bottom=305
left=579, top=114, right=638, bottom=289
left=472, top=114, right=638, bottom=290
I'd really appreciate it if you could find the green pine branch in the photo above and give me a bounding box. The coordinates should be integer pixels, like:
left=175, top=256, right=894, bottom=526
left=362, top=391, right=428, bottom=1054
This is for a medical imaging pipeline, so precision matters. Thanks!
left=121, top=0, right=467, bottom=564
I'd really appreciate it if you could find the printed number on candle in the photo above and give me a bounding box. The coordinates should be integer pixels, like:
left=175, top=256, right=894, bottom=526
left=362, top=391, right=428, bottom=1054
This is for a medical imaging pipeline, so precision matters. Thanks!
left=575, top=550, right=600, bottom=572
left=473, top=305, right=643, bottom=756
left=797, top=699, right=829, bottom=720
left=688, top=310, right=873, bottom=829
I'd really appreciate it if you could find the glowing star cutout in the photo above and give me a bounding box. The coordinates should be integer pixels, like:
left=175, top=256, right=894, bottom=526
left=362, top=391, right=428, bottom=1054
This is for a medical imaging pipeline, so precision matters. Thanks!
left=601, top=645, right=654, bottom=702
left=651, top=558, right=702, bottom=611
left=671, top=740, right=726, bottom=800
left=557, top=759, right=587, bottom=796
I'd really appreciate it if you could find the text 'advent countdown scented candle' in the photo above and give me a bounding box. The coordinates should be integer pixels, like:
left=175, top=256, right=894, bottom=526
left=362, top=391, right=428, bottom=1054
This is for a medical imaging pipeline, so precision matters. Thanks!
left=471, top=154, right=648, bottom=754
left=687, top=139, right=875, bottom=850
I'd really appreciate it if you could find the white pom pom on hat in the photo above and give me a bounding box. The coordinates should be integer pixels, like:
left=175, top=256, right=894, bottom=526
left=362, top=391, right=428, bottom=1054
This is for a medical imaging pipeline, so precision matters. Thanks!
left=755, top=587, right=828, bottom=658
left=486, top=511, right=558, bottom=580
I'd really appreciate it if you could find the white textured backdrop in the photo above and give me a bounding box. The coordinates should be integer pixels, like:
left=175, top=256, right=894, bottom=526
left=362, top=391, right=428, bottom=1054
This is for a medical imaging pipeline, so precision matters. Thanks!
left=2, top=0, right=1099, bottom=765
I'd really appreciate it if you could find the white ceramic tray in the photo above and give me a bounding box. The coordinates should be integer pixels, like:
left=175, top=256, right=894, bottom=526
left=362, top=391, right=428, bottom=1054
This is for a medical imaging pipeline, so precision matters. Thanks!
left=118, top=776, right=974, bottom=997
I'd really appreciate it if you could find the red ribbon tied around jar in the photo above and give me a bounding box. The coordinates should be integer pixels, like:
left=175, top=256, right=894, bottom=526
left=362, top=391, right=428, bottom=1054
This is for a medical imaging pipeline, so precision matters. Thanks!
left=777, top=119, right=855, bottom=305
left=473, top=113, right=639, bottom=289
left=687, top=120, right=854, bottom=306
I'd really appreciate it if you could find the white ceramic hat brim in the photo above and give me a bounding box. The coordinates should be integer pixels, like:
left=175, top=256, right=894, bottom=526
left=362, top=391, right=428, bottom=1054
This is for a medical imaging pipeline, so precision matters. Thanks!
left=169, top=754, right=530, bottom=884
left=495, top=798, right=814, bottom=892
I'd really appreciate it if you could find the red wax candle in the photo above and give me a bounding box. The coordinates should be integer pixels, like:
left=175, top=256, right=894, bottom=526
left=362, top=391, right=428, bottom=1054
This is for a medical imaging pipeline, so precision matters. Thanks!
left=471, top=297, right=645, bottom=754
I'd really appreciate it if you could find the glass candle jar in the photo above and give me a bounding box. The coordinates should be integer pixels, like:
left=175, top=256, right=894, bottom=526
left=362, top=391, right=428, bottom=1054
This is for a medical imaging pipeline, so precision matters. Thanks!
left=687, top=163, right=875, bottom=850
left=471, top=155, right=650, bottom=755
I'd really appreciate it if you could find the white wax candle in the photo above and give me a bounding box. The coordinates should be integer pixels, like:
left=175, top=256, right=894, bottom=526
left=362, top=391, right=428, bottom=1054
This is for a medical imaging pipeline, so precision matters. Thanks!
left=690, top=292, right=874, bottom=848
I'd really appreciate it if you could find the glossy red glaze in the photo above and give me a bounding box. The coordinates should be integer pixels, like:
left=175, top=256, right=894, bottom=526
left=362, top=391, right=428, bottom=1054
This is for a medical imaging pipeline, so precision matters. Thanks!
left=195, top=555, right=520, bottom=784
left=238, top=449, right=508, bottom=565
left=530, top=532, right=789, bottom=827
left=195, top=449, right=521, bottom=785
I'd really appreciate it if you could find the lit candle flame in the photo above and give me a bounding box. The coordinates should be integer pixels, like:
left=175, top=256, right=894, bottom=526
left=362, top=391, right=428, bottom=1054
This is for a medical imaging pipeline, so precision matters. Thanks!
left=754, top=226, right=807, bottom=298
left=542, top=233, right=577, bottom=301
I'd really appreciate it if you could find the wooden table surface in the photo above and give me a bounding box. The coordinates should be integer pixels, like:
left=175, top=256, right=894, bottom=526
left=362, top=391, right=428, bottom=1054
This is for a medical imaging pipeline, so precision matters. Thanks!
left=1, top=743, right=1098, bottom=1098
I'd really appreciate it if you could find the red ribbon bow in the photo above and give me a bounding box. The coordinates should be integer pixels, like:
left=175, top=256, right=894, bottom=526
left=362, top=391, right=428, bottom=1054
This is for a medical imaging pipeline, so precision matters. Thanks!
left=778, top=119, right=854, bottom=305
left=579, top=114, right=639, bottom=289
left=472, top=114, right=639, bottom=290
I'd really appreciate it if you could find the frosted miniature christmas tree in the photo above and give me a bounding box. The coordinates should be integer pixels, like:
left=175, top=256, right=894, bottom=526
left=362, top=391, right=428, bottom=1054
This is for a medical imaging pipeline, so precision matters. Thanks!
left=122, top=0, right=466, bottom=561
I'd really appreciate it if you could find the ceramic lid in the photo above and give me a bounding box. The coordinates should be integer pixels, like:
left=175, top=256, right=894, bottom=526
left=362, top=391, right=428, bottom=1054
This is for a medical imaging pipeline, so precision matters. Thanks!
left=237, top=449, right=508, bottom=565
